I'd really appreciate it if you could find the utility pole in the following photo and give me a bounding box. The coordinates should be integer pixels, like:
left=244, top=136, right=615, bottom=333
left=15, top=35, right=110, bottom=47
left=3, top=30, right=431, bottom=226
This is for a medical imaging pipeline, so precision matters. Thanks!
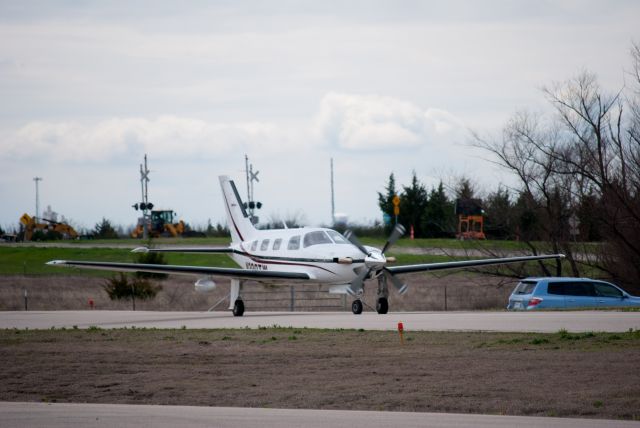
left=33, top=177, right=43, bottom=222
left=330, top=158, right=335, bottom=225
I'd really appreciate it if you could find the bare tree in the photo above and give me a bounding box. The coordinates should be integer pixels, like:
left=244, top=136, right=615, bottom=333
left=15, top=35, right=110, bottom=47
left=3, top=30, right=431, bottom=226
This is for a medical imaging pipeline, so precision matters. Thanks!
left=473, top=44, right=640, bottom=293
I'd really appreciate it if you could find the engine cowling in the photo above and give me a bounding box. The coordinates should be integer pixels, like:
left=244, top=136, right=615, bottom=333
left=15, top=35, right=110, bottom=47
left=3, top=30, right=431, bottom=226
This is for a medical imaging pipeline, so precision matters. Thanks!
left=194, top=278, right=216, bottom=293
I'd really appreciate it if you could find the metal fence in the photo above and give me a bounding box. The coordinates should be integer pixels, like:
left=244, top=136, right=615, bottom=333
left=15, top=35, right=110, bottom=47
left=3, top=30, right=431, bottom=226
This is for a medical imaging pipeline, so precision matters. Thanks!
left=235, top=284, right=347, bottom=312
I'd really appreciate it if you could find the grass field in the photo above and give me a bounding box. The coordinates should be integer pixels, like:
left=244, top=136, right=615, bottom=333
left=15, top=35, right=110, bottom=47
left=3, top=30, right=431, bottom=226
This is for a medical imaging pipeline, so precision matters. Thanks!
left=0, top=246, right=457, bottom=277
left=1, top=327, right=638, bottom=419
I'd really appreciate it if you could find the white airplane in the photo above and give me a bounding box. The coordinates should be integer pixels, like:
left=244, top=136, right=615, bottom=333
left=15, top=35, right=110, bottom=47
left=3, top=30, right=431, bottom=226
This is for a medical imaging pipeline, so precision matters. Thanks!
left=48, top=176, right=564, bottom=316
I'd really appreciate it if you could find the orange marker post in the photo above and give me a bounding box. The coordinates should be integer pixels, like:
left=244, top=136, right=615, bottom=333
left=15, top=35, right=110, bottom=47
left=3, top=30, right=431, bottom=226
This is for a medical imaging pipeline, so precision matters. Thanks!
left=397, top=322, right=404, bottom=345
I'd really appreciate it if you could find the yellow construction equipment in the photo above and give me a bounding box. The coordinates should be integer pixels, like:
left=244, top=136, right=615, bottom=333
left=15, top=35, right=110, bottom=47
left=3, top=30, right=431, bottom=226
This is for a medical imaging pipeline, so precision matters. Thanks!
left=19, top=213, right=78, bottom=241
left=456, top=214, right=486, bottom=240
left=131, top=210, right=185, bottom=238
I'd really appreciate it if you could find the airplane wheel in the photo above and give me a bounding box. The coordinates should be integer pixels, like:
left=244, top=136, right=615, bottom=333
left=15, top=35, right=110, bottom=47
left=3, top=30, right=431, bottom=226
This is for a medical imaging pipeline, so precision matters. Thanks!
left=351, top=299, right=363, bottom=315
left=232, top=300, right=245, bottom=317
left=376, top=297, right=388, bottom=314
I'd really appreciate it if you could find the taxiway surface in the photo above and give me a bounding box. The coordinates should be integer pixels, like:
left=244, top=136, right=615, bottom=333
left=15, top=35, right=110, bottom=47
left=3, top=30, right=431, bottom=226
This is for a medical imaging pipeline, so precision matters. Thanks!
left=1, top=402, right=638, bottom=428
left=1, top=310, right=639, bottom=332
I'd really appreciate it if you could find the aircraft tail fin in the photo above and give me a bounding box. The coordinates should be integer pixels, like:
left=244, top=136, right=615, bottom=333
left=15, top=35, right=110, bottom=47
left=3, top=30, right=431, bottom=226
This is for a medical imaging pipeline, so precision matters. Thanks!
left=219, top=175, right=256, bottom=243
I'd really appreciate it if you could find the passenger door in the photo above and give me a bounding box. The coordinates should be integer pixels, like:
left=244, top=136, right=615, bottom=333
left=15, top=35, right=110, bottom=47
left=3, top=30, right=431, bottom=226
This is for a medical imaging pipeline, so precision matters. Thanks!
left=593, top=282, right=626, bottom=307
left=562, top=282, right=598, bottom=308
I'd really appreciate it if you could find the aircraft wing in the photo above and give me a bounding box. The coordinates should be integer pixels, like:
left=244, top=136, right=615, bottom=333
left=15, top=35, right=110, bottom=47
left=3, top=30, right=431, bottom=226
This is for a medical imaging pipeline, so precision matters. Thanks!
left=386, top=254, right=564, bottom=275
left=132, top=247, right=234, bottom=254
left=46, top=260, right=311, bottom=281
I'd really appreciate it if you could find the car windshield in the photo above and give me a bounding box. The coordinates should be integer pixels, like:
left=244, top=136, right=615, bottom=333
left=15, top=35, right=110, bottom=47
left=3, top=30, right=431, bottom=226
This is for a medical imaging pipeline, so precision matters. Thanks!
left=514, top=281, right=537, bottom=295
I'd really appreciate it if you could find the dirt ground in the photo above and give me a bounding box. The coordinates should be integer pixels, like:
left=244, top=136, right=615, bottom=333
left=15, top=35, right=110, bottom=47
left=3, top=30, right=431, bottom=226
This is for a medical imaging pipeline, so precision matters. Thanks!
left=0, top=273, right=515, bottom=312
left=1, top=328, right=639, bottom=420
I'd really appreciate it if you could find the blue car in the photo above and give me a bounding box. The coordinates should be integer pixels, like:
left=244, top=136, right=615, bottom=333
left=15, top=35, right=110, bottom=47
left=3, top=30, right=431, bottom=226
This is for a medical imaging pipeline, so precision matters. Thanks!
left=507, top=277, right=640, bottom=310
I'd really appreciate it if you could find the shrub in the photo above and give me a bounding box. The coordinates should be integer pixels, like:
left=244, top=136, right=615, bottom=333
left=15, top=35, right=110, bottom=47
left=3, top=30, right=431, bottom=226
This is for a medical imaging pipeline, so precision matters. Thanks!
left=103, top=273, right=162, bottom=309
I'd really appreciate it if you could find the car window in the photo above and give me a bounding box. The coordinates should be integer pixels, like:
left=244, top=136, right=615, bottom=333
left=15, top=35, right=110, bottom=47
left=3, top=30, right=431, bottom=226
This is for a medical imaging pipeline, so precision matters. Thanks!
left=273, top=238, right=282, bottom=251
left=594, top=282, right=623, bottom=298
left=260, top=239, right=270, bottom=251
left=565, top=282, right=596, bottom=296
left=547, top=282, right=565, bottom=295
left=548, top=282, right=596, bottom=296
left=326, top=230, right=350, bottom=244
left=303, top=231, right=333, bottom=248
left=287, top=235, right=301, bottom=250
left=514, top=281, right=537, bottom=295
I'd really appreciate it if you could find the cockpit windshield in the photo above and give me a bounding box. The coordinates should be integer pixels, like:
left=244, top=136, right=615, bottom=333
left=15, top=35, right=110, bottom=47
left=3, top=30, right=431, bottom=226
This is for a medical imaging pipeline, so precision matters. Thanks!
left=303, top=231, right=333, bottom=248
left=326, top=230, right=350, bottom=244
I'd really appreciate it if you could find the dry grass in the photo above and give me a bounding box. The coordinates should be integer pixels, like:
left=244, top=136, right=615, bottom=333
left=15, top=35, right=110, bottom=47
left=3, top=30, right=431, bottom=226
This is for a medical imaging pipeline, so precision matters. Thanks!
left=0, top=273, right=514, bottom=312
left=1, top=328, right=639, bottom=420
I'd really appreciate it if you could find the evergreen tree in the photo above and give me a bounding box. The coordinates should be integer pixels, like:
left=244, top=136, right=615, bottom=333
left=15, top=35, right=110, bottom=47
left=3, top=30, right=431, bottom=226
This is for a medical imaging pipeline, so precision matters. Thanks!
left=377, top=173, right=398, bottom=233
left=399, top=172, right=428, bottom=238
left=513, top=192, right=541, bottom=242
left=484, top=186, right=514, bottom=239
left=423, top=182, right=455, bottom=238
left=576, top=189, right=602, bottom=241
left=455, top=177, right=477, bottom=199
left=93, top=218, right=119, bottom=239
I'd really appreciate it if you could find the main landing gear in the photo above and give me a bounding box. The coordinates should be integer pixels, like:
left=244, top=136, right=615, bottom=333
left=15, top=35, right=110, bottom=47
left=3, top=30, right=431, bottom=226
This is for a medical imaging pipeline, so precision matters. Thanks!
left=232, top=299, right=245, bottom=317
left=229, top=279, right=245, bottom=316
left=351, top=299, right=363, bottom=314
left=376, top=297, right=388, bottom=314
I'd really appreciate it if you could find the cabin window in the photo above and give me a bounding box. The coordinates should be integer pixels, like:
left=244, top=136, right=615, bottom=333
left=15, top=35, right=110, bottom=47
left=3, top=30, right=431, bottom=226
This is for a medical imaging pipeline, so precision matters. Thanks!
left=303, top=231, right=333, bottom=248
left=250, top=240, right=258, bottom=251
left=287, top=235, right=301, bottom=250
left=326, top=230, right=350, bottom=244
left=273, top=238, right=282, bottom=251
left=260, top=239, right=270, bottom=251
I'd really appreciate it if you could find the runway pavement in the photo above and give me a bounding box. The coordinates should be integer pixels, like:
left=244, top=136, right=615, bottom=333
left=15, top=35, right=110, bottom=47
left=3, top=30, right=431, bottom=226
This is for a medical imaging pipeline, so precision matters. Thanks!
left=1, top=402, right=638, bottom=428
left=1, top=309, right=639, bottom=332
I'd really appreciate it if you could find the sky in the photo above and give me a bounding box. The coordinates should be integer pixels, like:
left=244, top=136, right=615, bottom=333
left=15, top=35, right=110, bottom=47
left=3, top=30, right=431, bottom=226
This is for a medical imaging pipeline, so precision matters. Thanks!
left=1, top=0, right=638, bottom=233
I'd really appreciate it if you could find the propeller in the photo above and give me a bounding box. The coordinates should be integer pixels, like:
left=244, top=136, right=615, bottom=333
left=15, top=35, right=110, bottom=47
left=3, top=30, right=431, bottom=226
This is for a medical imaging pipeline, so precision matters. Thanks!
left=344, top=224, right=408, bottom=296
left=343, top=229, right=369, bottom=256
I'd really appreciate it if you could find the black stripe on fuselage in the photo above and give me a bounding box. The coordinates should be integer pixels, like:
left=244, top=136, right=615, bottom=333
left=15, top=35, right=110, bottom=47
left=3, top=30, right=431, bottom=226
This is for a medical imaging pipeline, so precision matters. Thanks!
left=234, top=246, right=363, bottom=275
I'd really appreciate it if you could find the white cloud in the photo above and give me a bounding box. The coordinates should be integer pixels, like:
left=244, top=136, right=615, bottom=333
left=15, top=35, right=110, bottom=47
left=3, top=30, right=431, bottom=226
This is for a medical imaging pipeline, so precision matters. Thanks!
left=315, top=92, right=465, bottom=151
left=2, top=95, right=467, bottom=163
left=2, top=116, right=289, bottom=162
